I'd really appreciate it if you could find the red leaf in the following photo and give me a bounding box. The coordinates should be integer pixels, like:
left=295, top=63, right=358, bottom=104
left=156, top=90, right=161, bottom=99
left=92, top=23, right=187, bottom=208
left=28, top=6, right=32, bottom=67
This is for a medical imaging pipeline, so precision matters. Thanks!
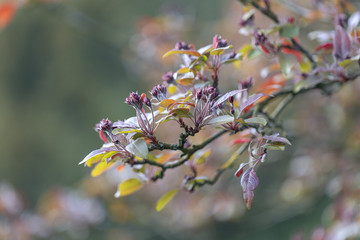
left=234, top=163, right=247, bottom=177
left=314, top=42, right=333, bottom=52
left=260, top=44, right=270, bottom=54
left=231, top=137, right=251, bottom=145
left=0, top=2, right=15, bottom=29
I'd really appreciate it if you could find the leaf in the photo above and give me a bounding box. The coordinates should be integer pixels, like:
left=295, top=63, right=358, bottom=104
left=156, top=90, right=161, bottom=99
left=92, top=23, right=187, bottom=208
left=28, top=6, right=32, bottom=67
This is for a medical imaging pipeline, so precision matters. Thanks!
left=112, top=128, right=142, bottom=135
left=264, top=142, right=286, bottom=151
left=235, top=163, right=247, bottom=177
left=159, top=99, right=176, bottom=108
left=125, top=138, right=149, bottom=159
left=333, top=26, right=351, bottom=61
left=177, top=67, right=190, bottom=74
left=207, top=115, right=234, bottom=125
left=278, top=52, right=296, bottom=76
left=244, top=117, right=267, bottom=126
left=155, top=189, right=178, bottom=212
left=241, top=167, right=259, bottom=209
left=247, top=48, right=262, bottom=60
left=210, top=45, right=233, bottom=55
left=162, top=50, right=201, bottom=58
left=263, top=133, right=291, bottom=145
left=238, top=44, right=253, bottom=57
left=168, top=84, right=177, bottom=94
left=279, top=24, right=299, bottom=38
left=169, top=108, right=190, bottom=118
left=197, top=44, right=213, bottom=54
left=91, top=161, right=115, bottom=177
left=240, top=93, right=268, bottom=113
left=176, top=72, right=195, bottom=86
left=79, top=147, right=116, bottom=166
left=194, top=149, right=212, bottom=165
left=0, top=2, right=15, bottom=29
left=115, top=178, right=143, bottom=198
left=212, top=89, right=245, bottom=109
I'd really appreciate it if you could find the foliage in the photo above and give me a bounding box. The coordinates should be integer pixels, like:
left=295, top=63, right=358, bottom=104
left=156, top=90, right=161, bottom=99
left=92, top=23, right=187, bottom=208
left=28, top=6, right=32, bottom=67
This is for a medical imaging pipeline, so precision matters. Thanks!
left=79, top=0, right=360, bottom=219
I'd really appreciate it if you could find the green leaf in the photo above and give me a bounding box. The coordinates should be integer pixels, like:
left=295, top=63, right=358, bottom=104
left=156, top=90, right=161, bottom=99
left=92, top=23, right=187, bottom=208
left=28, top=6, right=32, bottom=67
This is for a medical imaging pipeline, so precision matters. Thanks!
left=207, top=115, right=234, bottom=125
left=244, top=117, right=267, bottom=126
left=210, top=45, right=233, bottom=55
left=195, top=149, right=212, bottom=165
left=279, top=24, right=299, bottom=38
left=278, top=52, right=296, bottom=76
left=162, top=50, right=201, bottom=58
left=247, top=48, right=262, bottom=60
left=155, top=189, right=178, bottom=212
left=264, top=142, right=286, bottom=151
left=115, top=178, right=143, bottom=197
left=125, top=138, right=148, bottom=159
left=169, top=108, right=190, bottom=118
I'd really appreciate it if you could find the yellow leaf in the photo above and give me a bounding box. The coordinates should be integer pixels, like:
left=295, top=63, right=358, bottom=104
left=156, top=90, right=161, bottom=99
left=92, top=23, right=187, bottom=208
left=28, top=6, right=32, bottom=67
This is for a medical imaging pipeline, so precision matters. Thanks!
left=116, top=178, right=143, bottom=197
left=91, top=161, right=115, bottom=177
left=155, top=189, right=178, bottom=212
left=159, top=99, right=176, bottom=108
left=168, top=84, right=177, bottom=94
left=162, top=50, right=201, bottom=58
left=86, top=153, right=106, bottom=167
left=177, top=67, right=190, bottom=74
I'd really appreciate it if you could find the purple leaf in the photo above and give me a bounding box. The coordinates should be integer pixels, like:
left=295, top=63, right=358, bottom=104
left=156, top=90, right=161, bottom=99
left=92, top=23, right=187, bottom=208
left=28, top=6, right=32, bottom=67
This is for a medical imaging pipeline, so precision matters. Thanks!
left=113, top=120, right=137, bottom=129
left=212, top=89, right=245, bottom=109
left=239, top=93, right=268, bottom=114
left=79, top=147, right=117, bottom=165
left=333, top=26, right=351, bottom=61
left=263, top=133, right=291, bottom=145
left=241, top=167, right=259, bottom=209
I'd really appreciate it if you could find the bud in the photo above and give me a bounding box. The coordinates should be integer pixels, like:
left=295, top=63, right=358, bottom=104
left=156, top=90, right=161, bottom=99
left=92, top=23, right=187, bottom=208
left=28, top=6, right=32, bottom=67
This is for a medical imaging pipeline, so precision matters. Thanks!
left=162, top=71, right=174, bottom=84
left=150, top=85, right=167, bottom=101
left=94, top=118, right=113, bottom=132
left=213, top=34, right=228, bottom=49
left=175, top=41, right=193, bottom=50
left=143, top=96, right=151, bottom=107
left=125, top=92, right=143, bottom=109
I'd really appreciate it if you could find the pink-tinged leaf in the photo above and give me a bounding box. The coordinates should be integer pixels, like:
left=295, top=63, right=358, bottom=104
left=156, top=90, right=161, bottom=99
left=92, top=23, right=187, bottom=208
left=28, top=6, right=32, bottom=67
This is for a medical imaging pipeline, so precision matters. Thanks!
left=234, top=163, right=247, bottom=177
left=240, top=93, right=268, bottom=114
left=212, top=89, right=245, bottom=109
left=231, top=137, right=251, bottom=145
left=263, top=133, right=291, bottom=145
left=333, top=26, right=351, bottom=61
left=241, top=167, right=259, bottom=209
left=162, top=50, right=201, bottom=58
left=79, top=147, right=117, bottom=165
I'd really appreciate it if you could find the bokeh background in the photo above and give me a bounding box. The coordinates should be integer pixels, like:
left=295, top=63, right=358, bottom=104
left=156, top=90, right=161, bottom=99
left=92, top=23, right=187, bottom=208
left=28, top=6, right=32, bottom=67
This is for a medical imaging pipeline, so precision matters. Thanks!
left=1, top=0, right=360, bottom=239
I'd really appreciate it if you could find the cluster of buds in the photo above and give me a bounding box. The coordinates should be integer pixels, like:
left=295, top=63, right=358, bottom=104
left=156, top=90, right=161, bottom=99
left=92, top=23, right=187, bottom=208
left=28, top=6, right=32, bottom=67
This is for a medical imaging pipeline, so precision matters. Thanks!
left=125, top=92, right=152, bottom=109
left=253, top=31, right=276, bottom=54
left=175, top=41, right=194, bottom=50
left=94, top=118, right=114, bottom=143
left=213, top=35, right=228, bottom=49
left=195, top=86, right=219, bottom=102
left=150, top=84, right=167, bottom=101
left=125, top=92, right=143, bottom=109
